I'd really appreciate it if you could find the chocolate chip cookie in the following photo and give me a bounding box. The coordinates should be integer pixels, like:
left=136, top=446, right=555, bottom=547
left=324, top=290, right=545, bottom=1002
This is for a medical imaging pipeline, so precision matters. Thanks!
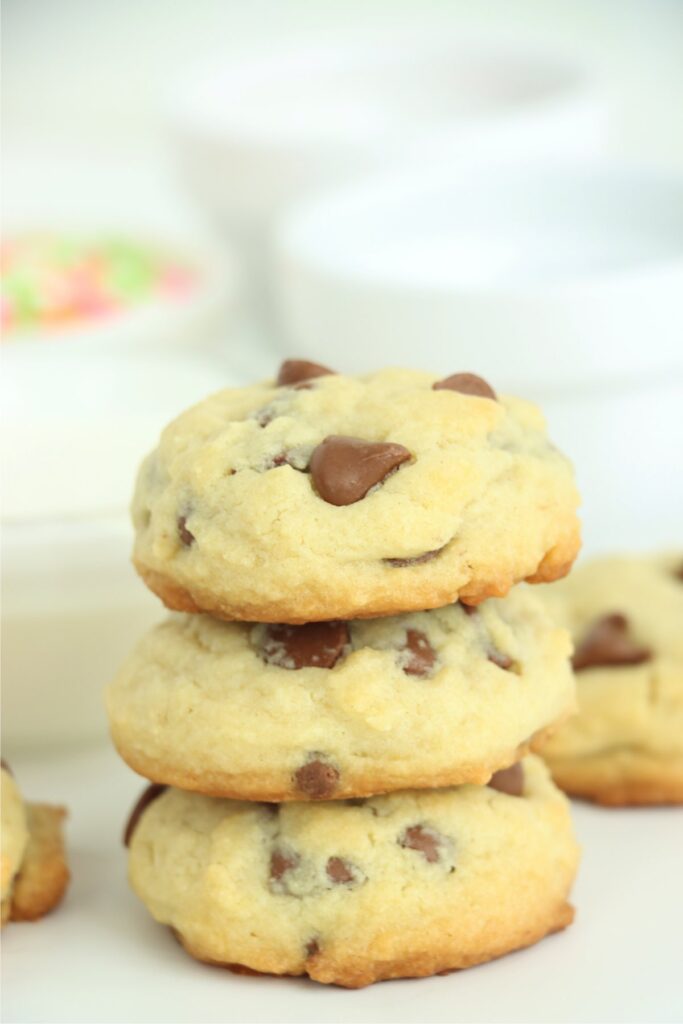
left=107, top=588, right=575, bottom=800
left=131, top=365, right=580, bottom=622
left=537, top=553, right=683, bottom=805
left=1, top=765, right=70, bottom=924
left=126, top=756, right=578, bottom=987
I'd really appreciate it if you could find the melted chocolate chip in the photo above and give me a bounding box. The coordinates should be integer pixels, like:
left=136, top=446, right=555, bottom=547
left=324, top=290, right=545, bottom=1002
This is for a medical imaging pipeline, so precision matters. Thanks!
left=433, top=372, right=497, bottom=400
left=572, top=613, right=651, bottom=672
left=270, top=848, right=299, bottom=882
left=264, top=451, right=305, bottom=471
left=177, top=515, right=195, bottom=547
left=261, top=622, right=350, bottom=670
left=461, top=602, right=478, bottom=617
left=123, top=783, right=167, bottom=846
left=399, top=824, right=441, bottom=863
left=673, top=561, right=683, bottom=582
left=488, top=763, right=524, bottom=796
left=264, top=447, right=309, bottom=472
left=384, top=546, right=445, bottom=568
left=294, top=758, right=340, bottom=799
left=401, top=629, right=437, bottom=677
left=488, top=648, right=513, bottom=671
left=255, top=406, right=277, bottom=428
left=326, top=856, right=355, bottom=884
left=310, top=435, right=411, bottom=506
left=276, top=359, right=334, bottom=386
left=305, top=938, right=320, bottom=958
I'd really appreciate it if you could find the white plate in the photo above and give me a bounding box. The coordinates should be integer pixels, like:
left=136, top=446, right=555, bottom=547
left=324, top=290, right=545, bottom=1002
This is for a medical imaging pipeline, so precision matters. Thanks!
left=2, top=741, right=681, bottom=1024
left=2, top=151, right=239, bottom=363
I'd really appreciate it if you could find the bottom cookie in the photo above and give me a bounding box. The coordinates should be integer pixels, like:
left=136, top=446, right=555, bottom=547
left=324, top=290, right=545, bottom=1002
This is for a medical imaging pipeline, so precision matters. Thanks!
left=126, top=756, right=578, bottom=987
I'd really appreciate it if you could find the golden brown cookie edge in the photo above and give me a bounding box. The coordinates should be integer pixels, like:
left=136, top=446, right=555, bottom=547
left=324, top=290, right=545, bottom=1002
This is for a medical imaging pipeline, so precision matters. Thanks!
left=9, top=803, right=70, bottom=922
left=133, top=525, right=581, bottom=623
left=171, top=899, right=575, bottom=988
left=112, top=721, right=566, bottom=802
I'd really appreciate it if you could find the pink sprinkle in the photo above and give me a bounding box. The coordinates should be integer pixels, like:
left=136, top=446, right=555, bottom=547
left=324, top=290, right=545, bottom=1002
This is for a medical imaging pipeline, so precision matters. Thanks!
left=160, top=265, right=196, bottom=297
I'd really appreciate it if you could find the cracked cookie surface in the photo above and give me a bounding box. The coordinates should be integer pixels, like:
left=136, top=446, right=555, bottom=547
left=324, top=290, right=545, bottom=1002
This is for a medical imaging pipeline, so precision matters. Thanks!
left=131, top=366, right=580, bottom=622
left=537, top=552, right=683, bottom=805
left=127, top=756, right=578, bottom=987
left=107, top=588, right=575, bottom=800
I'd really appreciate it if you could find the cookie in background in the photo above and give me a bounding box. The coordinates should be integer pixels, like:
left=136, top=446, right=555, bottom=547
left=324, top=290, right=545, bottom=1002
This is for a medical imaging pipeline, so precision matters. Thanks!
left=534, top=552, right=683, bottom=806
left=1, top=762, right=70, bottom=925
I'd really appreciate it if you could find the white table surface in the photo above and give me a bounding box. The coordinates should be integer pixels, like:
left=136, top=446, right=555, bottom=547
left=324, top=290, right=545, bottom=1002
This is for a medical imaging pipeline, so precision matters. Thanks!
left=2, top=742, right=682, bottom=1024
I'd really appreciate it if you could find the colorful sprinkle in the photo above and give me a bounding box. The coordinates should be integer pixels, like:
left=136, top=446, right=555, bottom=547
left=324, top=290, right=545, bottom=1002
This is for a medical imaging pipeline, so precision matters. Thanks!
left=1, top=234, right=198, bottom=337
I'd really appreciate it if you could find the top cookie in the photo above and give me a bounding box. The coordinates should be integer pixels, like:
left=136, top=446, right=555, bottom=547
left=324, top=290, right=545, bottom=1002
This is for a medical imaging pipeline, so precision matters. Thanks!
left=132, top=363, right=580, bottom=622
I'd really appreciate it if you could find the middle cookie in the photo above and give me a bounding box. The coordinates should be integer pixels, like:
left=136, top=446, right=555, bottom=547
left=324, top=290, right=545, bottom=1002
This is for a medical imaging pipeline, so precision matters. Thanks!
left=108, top=588, right=574, bottom=801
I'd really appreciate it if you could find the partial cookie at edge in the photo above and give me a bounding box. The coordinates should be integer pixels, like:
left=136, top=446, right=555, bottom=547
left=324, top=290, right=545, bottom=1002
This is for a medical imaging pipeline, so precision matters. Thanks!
left=9, top=804, right=70, bottom=922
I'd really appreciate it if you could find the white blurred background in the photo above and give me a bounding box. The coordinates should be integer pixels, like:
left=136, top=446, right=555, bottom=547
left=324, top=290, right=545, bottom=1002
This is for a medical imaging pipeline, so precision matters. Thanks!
left=2, top=0, right=683, bottom=748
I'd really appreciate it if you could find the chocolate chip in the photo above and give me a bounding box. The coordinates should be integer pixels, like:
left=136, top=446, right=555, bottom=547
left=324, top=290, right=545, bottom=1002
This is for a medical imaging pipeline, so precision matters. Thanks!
left=123, top=783, right=167, bottom=846
left=674, top=561, right=683, bottom=582
left=310, top=435, right=411, bottom=506
left=401, top=629, right=437, bottom=677
left=294, top=758, right=340, bottom=799
left=488, top=648, right=513, bottom=671
left=177, top=515, right=194, bottom=547
left=488, top=763, right=524, bottom=796
left=461, top=602, right=478, bottom=617
left=268, top=452, right=289, bottom=468
left=433, top=372, right=496, bottom=399
left=270, top=848, right=299, bottom=883
left=276, top=359, right=334, bottom=386
left=261, top=622, right=350, bottom=669
left=305, top=938, right=320, bottom=958
left=1, top=758, right=13, bottom=777
left=326, top=856, right=355, bottom=884
left=264, top=447, right=310, bottom=472
left=255, top=406, right=277, bottom=427
left=399, top=824, right=442, bottom=863
left=384, top=546, right=445, bottom=568
left=572, top=613, right=651, bottom=672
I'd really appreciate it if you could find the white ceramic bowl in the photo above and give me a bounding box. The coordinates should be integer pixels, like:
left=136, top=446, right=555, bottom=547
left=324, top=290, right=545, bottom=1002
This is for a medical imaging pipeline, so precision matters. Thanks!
left=1, top=515, right=164, bottom=753
left=2, top=151, right=240, bottom=362
left=0, top=344, right=238, bottom=749
left=172, top=31, right=603, bottom=274
left=273, top=161, right=683, bottom=394
left=1, top=224, right=236, bottom=365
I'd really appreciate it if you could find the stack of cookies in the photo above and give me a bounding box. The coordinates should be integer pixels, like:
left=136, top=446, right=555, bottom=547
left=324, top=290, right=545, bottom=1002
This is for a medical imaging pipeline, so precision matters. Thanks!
left=107, top=363, right=582, bottom=987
